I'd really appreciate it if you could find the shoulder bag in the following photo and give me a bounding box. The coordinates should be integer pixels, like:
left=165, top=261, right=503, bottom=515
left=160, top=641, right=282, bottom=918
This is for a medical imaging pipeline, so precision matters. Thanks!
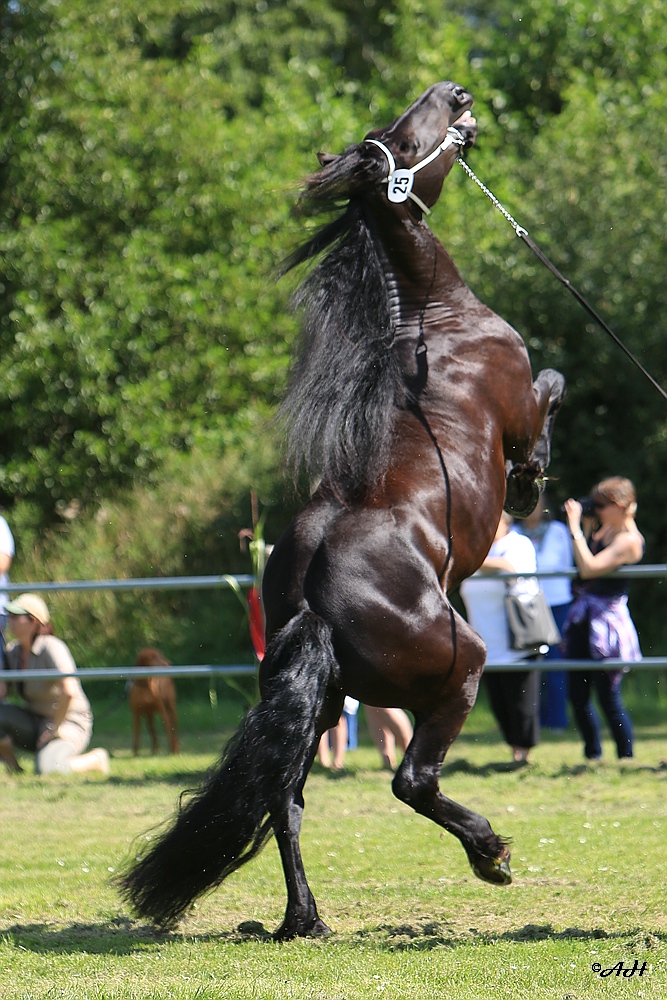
left=505, top=589, right=561, bottom=652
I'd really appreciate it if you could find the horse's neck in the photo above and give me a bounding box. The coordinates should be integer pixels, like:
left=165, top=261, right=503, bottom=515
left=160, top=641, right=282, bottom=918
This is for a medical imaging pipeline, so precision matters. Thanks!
left=372, top=210, right=466, bottom=335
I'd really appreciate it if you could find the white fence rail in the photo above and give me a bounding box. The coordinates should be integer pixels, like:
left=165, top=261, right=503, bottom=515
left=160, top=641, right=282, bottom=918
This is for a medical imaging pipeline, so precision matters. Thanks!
left=2, top=567, right=665, bottom=680
left=5, top=574, right=255, bottom=594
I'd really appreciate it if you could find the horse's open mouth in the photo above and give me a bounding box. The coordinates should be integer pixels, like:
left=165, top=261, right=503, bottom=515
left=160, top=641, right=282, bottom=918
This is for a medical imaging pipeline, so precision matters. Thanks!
left=452, top=109, right=475, bottom=128
left=450, top=109, right=477, bottom=147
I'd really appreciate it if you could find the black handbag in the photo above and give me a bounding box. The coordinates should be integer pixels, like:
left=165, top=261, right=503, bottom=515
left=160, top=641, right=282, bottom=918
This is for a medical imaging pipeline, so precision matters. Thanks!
left=505, top=590, right=561, bottom=652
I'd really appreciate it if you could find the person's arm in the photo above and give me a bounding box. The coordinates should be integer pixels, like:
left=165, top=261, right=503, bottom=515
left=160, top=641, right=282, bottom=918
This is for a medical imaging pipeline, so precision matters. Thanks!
left=0, top=552, right=11, bottom=575
left=564, top=499, right=642, bottom=579
left=53, top=678, right=77, bottom=730
left=479, top=555, right=515, bottom=574
left=37, top=681, right=74, bottom=747
left=571, top=533, right=642, bottom=579
left=35, top=639, right=78, bottom=746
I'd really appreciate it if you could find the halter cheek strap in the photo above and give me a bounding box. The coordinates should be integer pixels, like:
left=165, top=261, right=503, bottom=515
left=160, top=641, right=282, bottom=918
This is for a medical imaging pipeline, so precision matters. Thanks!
left=366, top=126, right=467, bottom=216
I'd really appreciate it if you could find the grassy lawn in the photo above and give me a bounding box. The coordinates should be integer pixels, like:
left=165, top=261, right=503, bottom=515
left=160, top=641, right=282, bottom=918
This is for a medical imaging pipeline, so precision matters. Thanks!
left=1, top=693, right=666, bottom=999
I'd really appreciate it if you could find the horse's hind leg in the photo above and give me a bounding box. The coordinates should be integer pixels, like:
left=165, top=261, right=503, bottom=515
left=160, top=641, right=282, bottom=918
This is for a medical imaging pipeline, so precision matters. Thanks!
left=157, top=695, right=179, bottom=754
left=393, top=708, right=511, bottom=884
left=391, top=628, right=511, bottom=885
left=272, top=789, right=332, bottom=940
left=271, top=692, right=344, bottom=940
left=132, top=711, right=141, bottom=756
left=146, top=714, right=159, bottom=755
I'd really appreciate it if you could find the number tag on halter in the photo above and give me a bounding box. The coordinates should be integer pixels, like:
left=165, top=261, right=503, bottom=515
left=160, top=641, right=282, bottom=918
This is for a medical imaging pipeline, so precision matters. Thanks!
left=387, top=169, right=414, bottom=203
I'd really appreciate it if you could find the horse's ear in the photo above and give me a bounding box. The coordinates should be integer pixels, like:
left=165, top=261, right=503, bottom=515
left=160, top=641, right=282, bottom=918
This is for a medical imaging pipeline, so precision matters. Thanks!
left=317, top=152, right=338, bottom=166
left=299, top=143, right=386, bottom=212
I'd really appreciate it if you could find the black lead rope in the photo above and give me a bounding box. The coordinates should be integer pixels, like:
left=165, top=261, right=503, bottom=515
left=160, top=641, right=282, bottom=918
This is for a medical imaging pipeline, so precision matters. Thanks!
left=456, top=157, right=667, bottom=404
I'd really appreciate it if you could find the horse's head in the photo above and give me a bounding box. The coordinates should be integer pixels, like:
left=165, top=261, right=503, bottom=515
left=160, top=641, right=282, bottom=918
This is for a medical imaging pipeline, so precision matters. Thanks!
left=301, top=82, right=476, bottom=219
left=364, top=82, right=476, bottom=215
left=135, top=647, right=171, bottom=668
left=366, top=81, right=474, bottom=154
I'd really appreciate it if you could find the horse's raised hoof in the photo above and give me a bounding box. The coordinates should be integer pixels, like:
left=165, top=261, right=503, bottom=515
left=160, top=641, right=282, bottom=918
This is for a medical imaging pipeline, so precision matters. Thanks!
left=470, top=846, right=512, bottom=886
left=273, top=916, right=333, bottom=941
left=504, top=465, right=542, bottom=519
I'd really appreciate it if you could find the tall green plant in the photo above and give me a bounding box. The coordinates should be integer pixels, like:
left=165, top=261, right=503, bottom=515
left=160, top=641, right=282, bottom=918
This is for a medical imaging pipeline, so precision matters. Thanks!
left=10, top=444, right=291, bottom=672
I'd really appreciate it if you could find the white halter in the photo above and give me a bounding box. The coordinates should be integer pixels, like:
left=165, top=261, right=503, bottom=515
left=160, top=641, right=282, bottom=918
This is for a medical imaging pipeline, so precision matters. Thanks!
left=366, top=126, right=467, bottom=216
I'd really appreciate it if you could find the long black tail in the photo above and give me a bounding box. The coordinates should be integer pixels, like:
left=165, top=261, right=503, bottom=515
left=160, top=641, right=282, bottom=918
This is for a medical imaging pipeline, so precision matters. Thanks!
left=117, top=610, right=340, bottom=927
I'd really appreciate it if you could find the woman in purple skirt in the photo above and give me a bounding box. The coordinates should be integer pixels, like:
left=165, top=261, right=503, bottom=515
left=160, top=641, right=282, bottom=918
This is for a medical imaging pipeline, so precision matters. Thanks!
left=563, top=477, right=644, bottom=761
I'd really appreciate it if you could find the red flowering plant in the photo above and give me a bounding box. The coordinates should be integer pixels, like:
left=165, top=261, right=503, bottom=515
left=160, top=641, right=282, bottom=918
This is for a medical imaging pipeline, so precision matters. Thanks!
left=236, top=492, right=268, bottom=662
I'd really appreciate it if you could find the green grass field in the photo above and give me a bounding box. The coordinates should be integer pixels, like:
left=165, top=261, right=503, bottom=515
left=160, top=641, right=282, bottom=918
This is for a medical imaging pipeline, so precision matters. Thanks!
left=2, top=694, right=666, bottom=999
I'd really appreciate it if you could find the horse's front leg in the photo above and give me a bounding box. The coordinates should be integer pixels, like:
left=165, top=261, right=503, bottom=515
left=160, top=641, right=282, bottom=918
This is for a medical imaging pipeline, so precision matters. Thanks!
left=505, top=367, right=565, bottom=517
left=529, top=368, right=566, bottom=471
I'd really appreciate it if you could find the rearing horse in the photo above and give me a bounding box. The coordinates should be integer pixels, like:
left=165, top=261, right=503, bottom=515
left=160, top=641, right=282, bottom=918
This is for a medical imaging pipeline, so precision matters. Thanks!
left=119, top=82, right=565, bottom=938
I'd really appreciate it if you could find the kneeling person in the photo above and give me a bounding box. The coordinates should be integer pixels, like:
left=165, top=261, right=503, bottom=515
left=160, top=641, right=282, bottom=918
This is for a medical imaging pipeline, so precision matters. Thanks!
left=0, top=593, right=109, bottom=775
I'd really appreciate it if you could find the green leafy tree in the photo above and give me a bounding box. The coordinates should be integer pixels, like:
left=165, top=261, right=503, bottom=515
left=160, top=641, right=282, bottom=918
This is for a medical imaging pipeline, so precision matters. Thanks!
left=0, top=0, right=365, bottom=514
left=445, top=0, right=667, bottom=649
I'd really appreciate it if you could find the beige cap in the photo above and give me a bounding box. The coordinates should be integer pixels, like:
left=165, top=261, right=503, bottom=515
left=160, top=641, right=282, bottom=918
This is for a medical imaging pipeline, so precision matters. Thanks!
left=5, top=593, right=51, bottom=625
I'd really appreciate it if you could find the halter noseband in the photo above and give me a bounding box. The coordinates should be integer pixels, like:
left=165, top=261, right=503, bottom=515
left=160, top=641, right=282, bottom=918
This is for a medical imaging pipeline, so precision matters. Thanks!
left=366, top=126, right=467, bottom=216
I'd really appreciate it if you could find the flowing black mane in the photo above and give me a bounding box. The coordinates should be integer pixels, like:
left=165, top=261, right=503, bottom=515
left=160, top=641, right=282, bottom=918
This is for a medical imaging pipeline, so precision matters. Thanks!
left=280, top=145, right=409, bottom=500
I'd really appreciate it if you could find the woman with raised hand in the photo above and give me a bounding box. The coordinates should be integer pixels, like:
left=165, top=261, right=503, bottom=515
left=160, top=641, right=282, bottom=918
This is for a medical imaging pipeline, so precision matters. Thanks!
left=563, top=477, right=643, bottom=761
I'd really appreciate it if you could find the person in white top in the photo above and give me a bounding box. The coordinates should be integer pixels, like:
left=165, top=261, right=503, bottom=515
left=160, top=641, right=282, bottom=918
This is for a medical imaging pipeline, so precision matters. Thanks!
left=0, top=513, right=15, bottom=633
left=513, top=494, right=573, bottom=730
left=460, top=512, right=540, bottom=762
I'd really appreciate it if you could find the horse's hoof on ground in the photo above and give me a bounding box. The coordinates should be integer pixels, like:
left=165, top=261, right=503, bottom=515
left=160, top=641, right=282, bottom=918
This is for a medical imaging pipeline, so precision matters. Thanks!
left=273, top=917, right=333, bottom=941
left=471, top=849, right=512, bottom=886
left=308, top=918, right=333, bottom=937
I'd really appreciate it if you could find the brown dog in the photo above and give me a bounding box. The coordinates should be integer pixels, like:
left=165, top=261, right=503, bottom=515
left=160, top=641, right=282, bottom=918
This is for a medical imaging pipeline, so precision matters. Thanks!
left=129, top=648, right=180, bottom=755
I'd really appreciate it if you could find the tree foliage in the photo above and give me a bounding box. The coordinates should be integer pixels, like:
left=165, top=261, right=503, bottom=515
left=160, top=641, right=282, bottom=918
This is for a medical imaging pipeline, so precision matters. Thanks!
left=0, top=0, right=372, bottom=511
left=450, top=0, right=667, bottom=563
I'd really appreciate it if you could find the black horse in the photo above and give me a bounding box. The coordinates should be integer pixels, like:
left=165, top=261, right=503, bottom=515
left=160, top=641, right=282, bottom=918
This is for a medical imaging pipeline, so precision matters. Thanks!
left=119, top=81, right=565, bottom=937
